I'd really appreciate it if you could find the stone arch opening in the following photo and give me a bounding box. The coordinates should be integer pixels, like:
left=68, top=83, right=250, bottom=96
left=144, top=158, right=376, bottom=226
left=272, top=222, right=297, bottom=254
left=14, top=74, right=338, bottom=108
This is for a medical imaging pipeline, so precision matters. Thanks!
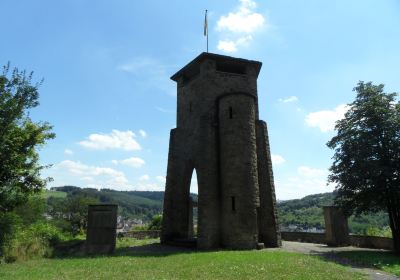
left=188, top=168, right=199, bottom=239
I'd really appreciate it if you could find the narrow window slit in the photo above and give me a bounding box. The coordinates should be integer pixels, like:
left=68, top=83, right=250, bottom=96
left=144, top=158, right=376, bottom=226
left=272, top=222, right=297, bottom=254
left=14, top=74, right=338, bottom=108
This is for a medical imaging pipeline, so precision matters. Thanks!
left=189, top=102, right=192, bottom=113
left=231, top=196, right=236, bottom=211
left=229, top=107, right=233, bottom=119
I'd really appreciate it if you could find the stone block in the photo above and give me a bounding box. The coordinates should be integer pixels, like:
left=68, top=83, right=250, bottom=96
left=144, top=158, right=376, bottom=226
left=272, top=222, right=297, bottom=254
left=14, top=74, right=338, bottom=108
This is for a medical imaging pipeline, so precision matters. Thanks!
left=86, top=204, right=118, bottom=254
left=323, top=206, right=349, bottom=246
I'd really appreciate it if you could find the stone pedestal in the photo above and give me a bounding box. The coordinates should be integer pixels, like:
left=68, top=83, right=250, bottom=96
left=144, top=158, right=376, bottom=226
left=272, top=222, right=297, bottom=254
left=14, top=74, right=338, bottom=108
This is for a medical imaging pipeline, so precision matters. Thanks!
left=86, top=204, right=118, bottom=254
left=323, top=206, right=349, bottom=246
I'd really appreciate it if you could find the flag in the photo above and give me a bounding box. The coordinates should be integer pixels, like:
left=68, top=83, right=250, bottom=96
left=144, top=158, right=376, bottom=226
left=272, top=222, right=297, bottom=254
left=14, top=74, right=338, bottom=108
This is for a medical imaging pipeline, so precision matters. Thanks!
left=204, top=10, right=208, bottom=37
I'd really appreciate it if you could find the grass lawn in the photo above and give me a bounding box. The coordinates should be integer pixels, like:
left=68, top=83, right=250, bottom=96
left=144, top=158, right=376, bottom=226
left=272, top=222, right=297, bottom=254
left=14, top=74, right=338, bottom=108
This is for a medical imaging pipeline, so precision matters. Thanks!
left=335, top=250, right=400, bottom=277
left=0, top=238, right=365, bottom=280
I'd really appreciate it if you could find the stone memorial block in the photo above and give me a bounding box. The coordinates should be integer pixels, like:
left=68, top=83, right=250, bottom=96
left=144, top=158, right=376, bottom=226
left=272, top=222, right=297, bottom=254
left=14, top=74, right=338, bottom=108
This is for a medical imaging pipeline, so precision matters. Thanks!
left=324, top=206, right=349, bottom=246
left=86, top=204, right=118, bottom=254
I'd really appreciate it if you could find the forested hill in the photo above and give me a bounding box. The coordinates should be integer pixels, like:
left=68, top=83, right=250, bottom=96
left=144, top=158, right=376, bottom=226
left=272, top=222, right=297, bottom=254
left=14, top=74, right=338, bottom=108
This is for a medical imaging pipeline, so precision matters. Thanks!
left=48, top=187, right=389, bottom=234
left=278, top=192, right=389, bottom=235
left=50, top=186, right=166, bottom=221
left=49, top=186, right=198, bottom=222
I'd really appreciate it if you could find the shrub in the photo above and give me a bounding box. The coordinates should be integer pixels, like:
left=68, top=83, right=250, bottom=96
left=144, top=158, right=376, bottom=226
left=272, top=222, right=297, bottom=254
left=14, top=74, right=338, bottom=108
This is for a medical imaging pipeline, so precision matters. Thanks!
left=366, top=226, right=393, bottom=238
left=148, top=214, right=162, bottom=230
left=1, top=221, right=68, bottom=262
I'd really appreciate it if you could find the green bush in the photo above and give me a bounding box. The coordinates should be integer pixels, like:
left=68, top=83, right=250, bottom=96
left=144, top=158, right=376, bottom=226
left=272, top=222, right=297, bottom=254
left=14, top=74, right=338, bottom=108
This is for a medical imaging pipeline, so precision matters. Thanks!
left=30, top=222, right=69, bottom=245
left=131, top=225, right=148, bottom=231
left=147, top=214, right=162, bottom=230
left=3, top=232, right=50, bottom=263
left=0, top=212, right=22, bottom=253
left=366, top=226, right=393, bottom=238
left=1, top=221, right=68, bottom=262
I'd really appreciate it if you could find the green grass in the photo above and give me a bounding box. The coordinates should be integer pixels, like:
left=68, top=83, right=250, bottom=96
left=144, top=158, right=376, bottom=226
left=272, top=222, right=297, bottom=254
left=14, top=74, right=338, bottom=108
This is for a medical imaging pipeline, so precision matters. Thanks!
left=335, top=251, right=400, bottom=277
left=41, top=190, right=67, bottom=199
left=0, top=238, right=364, bottom=280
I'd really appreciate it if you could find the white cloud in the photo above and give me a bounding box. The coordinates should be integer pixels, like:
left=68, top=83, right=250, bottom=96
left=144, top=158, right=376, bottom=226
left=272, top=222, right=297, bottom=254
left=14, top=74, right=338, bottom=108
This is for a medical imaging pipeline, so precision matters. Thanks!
left=156, top=176, right=166, bottom=183
left=139, top=174, right=150, bottom=181
left=81, top=176, right=94, bottom=182
left=117, top=57, right=176, bottom=96
left=118, top=57, right=157, bottom=73
left=64, top=149, right=73, bottom=155
left=217, top=35, right=253, bottom=53
left=279, top=96, right=298, bottom=103
left=305, top=104, right=349, bottom=133
left=271, top=154, right=285, bottom=165
left=216, top=0, right=265, bottom=33
left=218, top=40, right=238, bottom=53
left=216, top=0, right=266, bottom=52
left=58, top=160, right=124, bottom=177
left=119, top=157, right=145, bottom=168
left=133, top=183, right=165, bottom=192
left=275, top=165, right=333, bottom=200
left=139, top=129, right=147, bottom=138
left=297, top=166, right=327, bottom=178
left=155, top=107, right=173, bottom=114
left=56, top=160, right=129, bottom=189
left=79, top=129, right=141, bottom=151
left=132, top=175, right=166, bottom=191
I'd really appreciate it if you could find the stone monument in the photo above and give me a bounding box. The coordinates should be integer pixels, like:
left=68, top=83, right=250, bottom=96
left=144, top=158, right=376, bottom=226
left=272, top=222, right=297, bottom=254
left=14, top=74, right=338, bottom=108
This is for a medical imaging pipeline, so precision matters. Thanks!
left=323, top=206, right=350, bottom=246
left=86, top=204, right=118, bottom=254
left=161, top=52, right=281, bottom=249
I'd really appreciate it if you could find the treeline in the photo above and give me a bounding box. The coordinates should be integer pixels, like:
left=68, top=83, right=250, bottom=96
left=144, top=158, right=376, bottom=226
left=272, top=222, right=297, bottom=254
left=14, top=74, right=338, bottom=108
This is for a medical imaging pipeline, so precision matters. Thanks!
left=51, top=186, right=164, bottom=222
left=278, top=192, right=390, bottom=236
left=50, top=187, right=391, bottom=236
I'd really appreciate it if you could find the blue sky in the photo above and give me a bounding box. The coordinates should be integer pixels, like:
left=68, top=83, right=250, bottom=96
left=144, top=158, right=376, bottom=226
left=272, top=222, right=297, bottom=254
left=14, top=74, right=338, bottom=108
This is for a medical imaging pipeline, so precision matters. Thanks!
left=1, top=0, right=399, bottom=199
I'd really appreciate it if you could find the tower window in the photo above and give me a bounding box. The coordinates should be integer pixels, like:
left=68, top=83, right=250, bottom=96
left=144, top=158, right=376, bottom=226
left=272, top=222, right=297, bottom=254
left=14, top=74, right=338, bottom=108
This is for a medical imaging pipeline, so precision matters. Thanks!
left=216, top=61, right=246, bottom=75
left=189, top=102, right=192, bottom=113
left=231, top=196, right=236, bottom=211
left=229, top=107, right=233, bottom=119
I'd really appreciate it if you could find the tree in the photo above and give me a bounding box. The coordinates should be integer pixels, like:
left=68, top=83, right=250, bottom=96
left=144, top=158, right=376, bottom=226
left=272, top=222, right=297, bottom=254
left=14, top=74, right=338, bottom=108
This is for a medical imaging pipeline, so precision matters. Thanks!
left=0, top=63, right=55, bottom=213
left=327, top=81, right=400, bottom=253
left=47, top=195, right=99, bottom=236
left=148, top=214, right=162, bottom=230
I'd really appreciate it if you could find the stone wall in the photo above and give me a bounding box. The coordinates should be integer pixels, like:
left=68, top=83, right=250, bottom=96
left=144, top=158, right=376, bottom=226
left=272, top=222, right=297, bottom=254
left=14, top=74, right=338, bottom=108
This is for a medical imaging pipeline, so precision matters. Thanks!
left=256, top=120, right=281, bottom=247
left=219, top=94, right=259, bottom=249
left=123, top=230, right=161, bottom=240
left=281, top=232, right=326, bottom=244
left=281, top=231, right=394, bottom=250
left=162, top=52, right=280, bottom=250
left=349, top=235, right=393, bottom=250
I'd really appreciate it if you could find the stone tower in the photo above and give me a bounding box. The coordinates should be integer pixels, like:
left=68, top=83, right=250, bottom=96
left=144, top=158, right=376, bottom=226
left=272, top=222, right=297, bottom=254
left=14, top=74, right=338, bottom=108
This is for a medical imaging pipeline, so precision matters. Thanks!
left=161, top=52, right=281, bottom=249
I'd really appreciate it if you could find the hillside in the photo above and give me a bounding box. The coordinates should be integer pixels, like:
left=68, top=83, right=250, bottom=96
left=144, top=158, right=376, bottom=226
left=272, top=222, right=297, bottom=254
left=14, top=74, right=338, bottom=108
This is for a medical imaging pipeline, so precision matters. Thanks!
left=49, top=186, right=164, bottom=221
left=278, top=192, right=390, bottom=235
left=48, top=186, right=196, bottom=222
left=46, top=187, right=389, bottom=234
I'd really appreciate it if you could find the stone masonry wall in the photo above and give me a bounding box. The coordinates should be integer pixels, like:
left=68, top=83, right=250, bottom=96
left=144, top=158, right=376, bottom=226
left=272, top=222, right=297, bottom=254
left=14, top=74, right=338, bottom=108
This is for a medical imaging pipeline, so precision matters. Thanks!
left=162, top=53, right=281, bottom=249
left=256, top=121, right=281, bottom=247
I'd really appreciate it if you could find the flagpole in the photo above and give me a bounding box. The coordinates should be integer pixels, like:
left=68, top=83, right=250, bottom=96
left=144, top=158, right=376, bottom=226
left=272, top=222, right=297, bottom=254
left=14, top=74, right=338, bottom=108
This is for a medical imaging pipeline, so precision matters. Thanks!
left=207, top=32, right=209, bottom=53
left=207, top=29, right=209, bottom=53
left=206, top=10, right=208, bottom=53
left=204, top=10, right=208, bottom=53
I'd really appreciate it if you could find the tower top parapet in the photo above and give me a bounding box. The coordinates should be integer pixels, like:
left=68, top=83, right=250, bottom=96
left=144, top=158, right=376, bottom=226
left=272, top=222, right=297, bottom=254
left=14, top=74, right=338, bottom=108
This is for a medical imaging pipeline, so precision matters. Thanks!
left=170, top=52, right=262, bottom=82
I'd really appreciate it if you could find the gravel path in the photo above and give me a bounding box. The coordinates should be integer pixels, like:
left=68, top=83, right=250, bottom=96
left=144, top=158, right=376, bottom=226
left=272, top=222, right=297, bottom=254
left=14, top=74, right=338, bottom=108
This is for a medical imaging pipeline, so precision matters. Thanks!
left=281, top=241, right=399, bottom=280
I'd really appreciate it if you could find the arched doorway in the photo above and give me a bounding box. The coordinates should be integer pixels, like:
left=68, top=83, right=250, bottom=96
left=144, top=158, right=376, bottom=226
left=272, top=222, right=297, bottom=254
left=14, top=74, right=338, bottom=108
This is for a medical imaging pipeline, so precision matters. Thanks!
left=188, top=169, right=198, bottom=239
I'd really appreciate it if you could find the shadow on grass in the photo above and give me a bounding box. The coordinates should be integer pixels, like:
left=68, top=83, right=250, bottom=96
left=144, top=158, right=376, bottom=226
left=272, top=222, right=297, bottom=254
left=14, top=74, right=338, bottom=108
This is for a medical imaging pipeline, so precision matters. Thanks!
left=312, top=249, right=400, bottom=276
left=53, top=239, right=198, bottom=260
